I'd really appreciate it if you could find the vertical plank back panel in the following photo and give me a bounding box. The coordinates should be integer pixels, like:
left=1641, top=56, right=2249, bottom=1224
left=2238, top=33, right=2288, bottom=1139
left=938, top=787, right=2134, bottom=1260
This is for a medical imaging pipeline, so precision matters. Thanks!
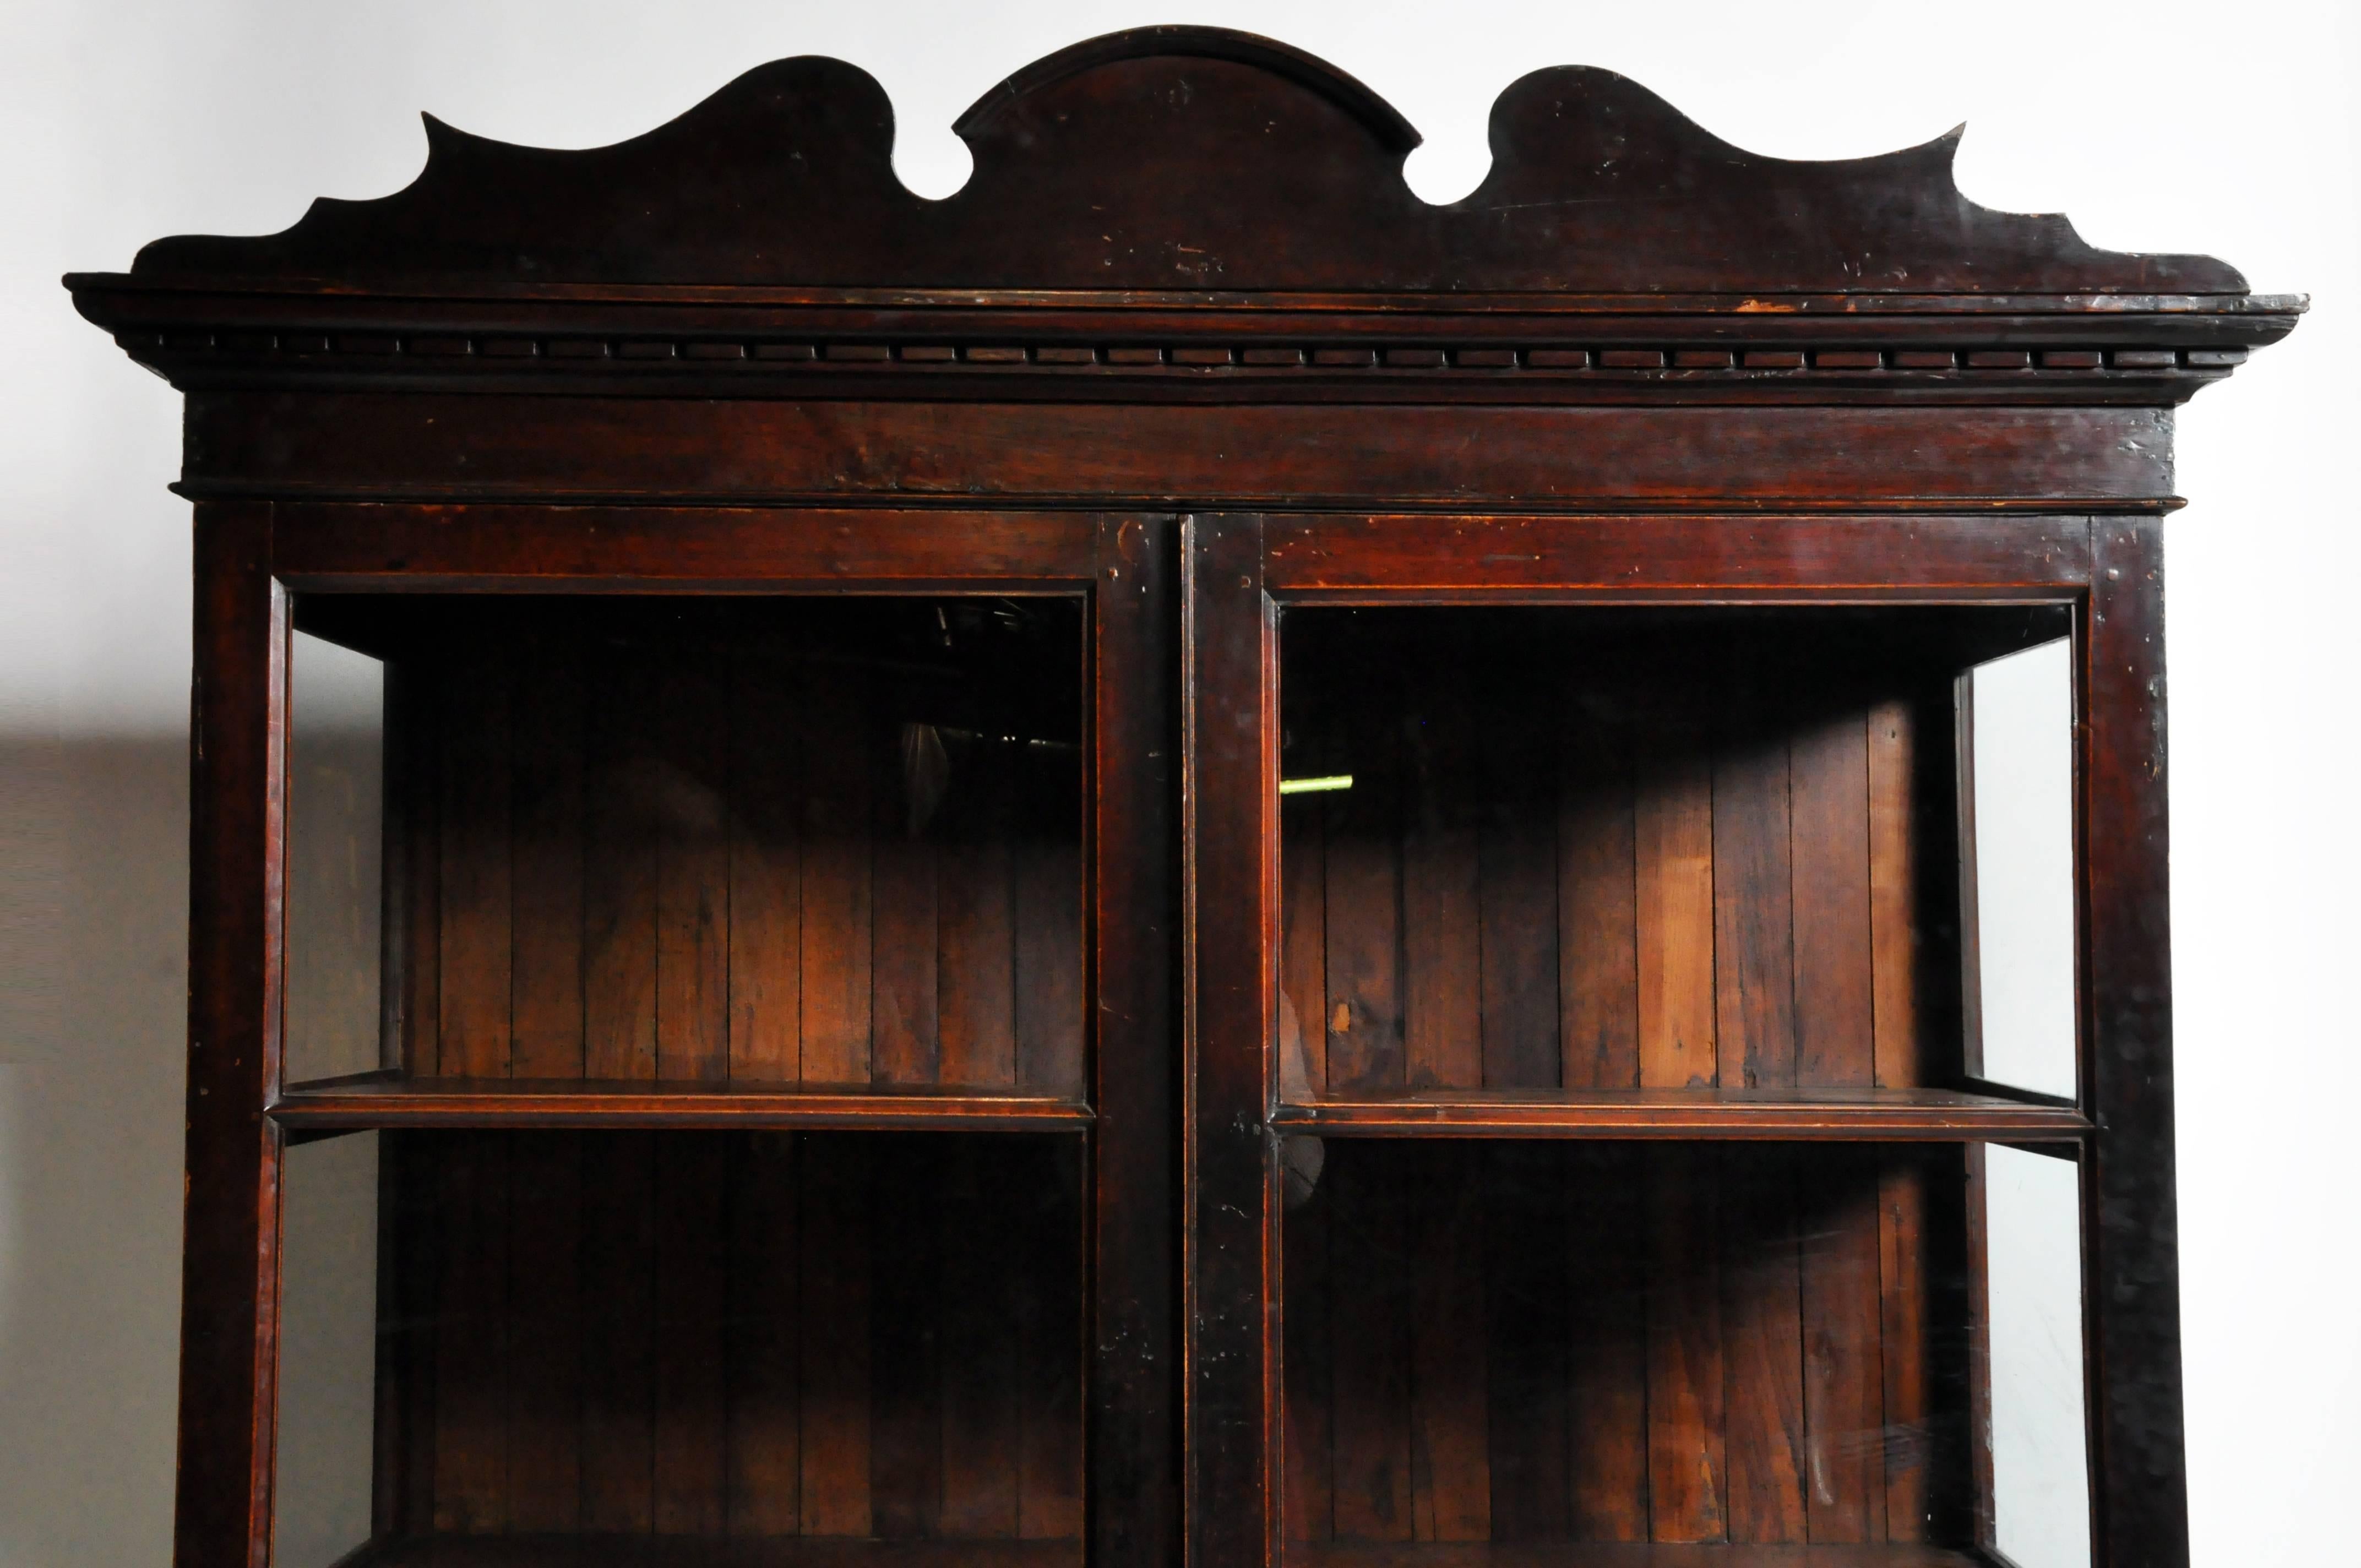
left=1635, top=693, right=1718, bottom=1090
left=509, top=625, right=586, bottom=1078
left=1401, top=656, right=1483, bottom=1091
left=1324, top=667, right=1406, bottom=1092
left=1712, top=658, right=1798, bottom=1090
left=871, top=720, right=943, bottom=1087
left=1718, top=1146, right=1807, bottom=1542
left=437, top=660, right=512, bottom=1078
left=1406, top=1144, right=1490, bottom=1542
left=727, top=641, right=803, bottom=1082
left=1792, top=705, right=1877, bottom=1089
left=939, top=738, right=1018, bottom=1086
left=504, top=1131, right=583, bottom=1533
left=1559, top=676, right=1639, bottom=1089
left=1478, top=679, right=1561, bottom=1090
left=1325, top=1142, right=1414, bottom=1542
left=651, top=1134, right=730, bottom=1532
left=656, top=635, right=731, bottom=1084
left=580, top=1130, right=656, bottom=1533
left=1482, top=1144, right=1570, bottom=1540
left=584, top=641, right=660, bottom=1081
left=1564, top=1146, right=1649, bottom=1540
left=727, top=1131, right=802, bottom=1537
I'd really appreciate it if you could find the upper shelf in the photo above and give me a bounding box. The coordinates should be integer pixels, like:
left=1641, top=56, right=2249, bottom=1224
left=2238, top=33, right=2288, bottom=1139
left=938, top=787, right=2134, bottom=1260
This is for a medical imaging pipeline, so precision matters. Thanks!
left=272, top=1072, right=1092, bottom=1133
left=65, top=26, right=2299, bottom=407
left=1274, top=1085, right=2085, bottom=1141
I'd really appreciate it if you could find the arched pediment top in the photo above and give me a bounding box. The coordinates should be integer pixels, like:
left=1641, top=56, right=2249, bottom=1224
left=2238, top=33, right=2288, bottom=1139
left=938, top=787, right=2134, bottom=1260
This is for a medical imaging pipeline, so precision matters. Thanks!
left=122, top=26, right=2246, bottom=295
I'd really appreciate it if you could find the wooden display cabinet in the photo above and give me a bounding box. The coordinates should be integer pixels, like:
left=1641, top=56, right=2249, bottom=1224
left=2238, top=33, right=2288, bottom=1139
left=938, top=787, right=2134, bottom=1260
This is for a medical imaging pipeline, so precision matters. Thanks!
left=66, top=24, right=2298, bottom=1568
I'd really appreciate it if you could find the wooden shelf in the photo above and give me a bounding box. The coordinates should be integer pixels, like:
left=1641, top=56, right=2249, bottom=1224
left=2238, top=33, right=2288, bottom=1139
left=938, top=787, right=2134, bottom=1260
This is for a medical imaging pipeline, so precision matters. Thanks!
left=1290, top=1545, right=1992, bottom=1567
left=271, top=1073, right=1092, bottom=1132
left=1271, top=1085, right=2085, bottom=1141
left=331, top=1537, right=1080, bottom=1567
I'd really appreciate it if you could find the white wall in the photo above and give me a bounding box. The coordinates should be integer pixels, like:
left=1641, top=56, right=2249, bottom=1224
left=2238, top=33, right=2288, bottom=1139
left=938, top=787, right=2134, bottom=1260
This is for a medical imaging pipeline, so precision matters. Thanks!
left=2, top=2, right=2353, bottom=1563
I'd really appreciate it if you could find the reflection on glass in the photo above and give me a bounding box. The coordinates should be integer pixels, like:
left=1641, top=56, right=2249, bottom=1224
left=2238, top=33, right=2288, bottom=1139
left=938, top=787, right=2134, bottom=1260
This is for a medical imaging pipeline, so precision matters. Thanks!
left=274, top=1132, right=380, bottom=1567
left=1985, top=1145, right=2093, bottom=1568
left=1963, top=637, right=2077, bottom=1101
left=286, top=629, right=385, bottom=1084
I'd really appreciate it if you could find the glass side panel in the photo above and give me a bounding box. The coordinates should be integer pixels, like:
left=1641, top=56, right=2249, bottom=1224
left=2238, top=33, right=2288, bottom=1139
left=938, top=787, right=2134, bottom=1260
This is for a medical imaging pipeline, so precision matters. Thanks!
left=1984, top=1144, right=2093, bottom=1567
left=274, top=1131, right=381, bottom=1568
left=1278, top=1137, right=2089, bottom=1567
left=1962, top=638, right=2079, bottom=1101
left=272, top=1129, right=1086, bottom=1566
left=286, top=629, right=388, bottom=1084
left=285, top=595, right=1085, bottom=1101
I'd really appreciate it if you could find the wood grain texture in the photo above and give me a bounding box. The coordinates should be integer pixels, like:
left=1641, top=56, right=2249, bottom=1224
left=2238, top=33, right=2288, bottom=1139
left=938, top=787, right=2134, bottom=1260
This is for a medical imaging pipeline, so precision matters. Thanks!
left=118, top=29, right=2245, bottom=295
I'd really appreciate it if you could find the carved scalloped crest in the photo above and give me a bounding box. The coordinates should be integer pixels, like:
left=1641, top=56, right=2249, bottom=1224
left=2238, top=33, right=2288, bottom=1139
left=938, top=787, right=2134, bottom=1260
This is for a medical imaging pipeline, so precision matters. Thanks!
left=128, top=25, right=2245, bottom=295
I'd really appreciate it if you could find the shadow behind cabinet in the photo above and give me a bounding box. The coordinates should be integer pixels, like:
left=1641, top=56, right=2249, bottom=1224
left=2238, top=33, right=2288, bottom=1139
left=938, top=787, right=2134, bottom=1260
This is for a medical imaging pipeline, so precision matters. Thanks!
left=65, top=25, right=2298, bottom=1568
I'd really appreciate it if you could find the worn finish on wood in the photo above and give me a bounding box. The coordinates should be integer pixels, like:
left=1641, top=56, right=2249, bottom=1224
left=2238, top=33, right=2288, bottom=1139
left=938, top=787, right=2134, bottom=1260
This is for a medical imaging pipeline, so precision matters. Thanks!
left=82, top=29, right=2292, bottom=1568
left=102, top=28, right=2245, bottom=296
left=178, top=503, right=286, bottom=1568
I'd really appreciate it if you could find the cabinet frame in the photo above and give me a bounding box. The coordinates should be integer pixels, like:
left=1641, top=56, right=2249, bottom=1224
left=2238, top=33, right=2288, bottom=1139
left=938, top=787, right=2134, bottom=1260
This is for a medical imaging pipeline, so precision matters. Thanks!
left=1183, top=511, right=2172, bottom=1566
left=186, top=502, right=1180, bottom=1567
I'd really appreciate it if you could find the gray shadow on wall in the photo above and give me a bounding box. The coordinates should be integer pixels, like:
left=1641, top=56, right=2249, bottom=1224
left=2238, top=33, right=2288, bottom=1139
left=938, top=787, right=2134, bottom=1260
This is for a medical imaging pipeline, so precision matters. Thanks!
left=0, top=733, right=189, bottom=1567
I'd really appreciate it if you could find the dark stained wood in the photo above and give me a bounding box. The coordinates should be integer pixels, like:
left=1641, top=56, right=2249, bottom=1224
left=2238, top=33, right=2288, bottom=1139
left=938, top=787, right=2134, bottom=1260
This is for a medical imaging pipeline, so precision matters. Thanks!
left=1269, top=1088, right=2087, bottom=1141
left=728, top=644, right=802, bottom=1082
left=112, top=29, right=2244, bottom=296
left=581, top=1131, right=657, bottom=1533
left=1187, top=515, right=1278, bottom=1568
left=176, top=502, right=284, bottom=1568
left=1328, top=1144, right=1413, bottom=1543
left=1563, top=1147, right=1649, bottom=1540
left=509, top=628, right=587, bottom=1077
left=106, top=36, right=2289, bottom=1568
left=1406, top=1146, right=1489, bottom=1543
left=1791, top=714, right=1877, bottom=1091
left=1799, top=1147, right=1890, bottom=1545
left=1557, top=673, right=1638, bottom=1091
left=504, top=1132, right=584, bottom=1532
left=189, top=396, right=2187, bottom=511
left=437, top=660, right=512, bottom=1077
left=652, top=1135, right=730, bottom=1533
left=727, top=1132, right=802, bottom=1539
left=656, top=636, right=731, bottom=1084
left=1644, top=1147, right=1724, bottom=1543
left=1401, top=655, right=1482, bottom=1092
left=584, top=643, right=660, bottom=1081
left=2083, top=519, right=2188, bottom=1567
left=1720, top=1148, right=1806, bottom=1544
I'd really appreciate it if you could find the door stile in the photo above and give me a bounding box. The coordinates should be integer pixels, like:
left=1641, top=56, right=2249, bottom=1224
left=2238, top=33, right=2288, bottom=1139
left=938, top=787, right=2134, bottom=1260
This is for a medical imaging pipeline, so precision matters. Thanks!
left=2080, top=515, right=2187, bottom=1568
left=1089, top=514, right=1183, bottom=1568
left=181, top=500, right=290, bottom=1567
left=1184, top=514, right=1282, bottom=1567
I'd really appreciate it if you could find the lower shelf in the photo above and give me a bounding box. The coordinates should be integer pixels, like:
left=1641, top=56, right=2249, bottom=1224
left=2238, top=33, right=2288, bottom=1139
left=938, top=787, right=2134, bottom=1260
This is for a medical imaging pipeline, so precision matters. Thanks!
left=271, top=1074, right=1092, bottom=1131
left=1272, top=1086, right=2083, bottom=1140
left=1292, top=1547, right=1992, bottom=1567
left=332, top=1538, right=1081, bottom=1567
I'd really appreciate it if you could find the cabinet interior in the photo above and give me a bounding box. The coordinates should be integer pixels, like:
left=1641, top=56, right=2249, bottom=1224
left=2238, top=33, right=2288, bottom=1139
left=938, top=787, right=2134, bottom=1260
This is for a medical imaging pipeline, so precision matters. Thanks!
left=1277, top=605, right=2071, bottom=1108
left=287, top=594, right=1087, bottom=1101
